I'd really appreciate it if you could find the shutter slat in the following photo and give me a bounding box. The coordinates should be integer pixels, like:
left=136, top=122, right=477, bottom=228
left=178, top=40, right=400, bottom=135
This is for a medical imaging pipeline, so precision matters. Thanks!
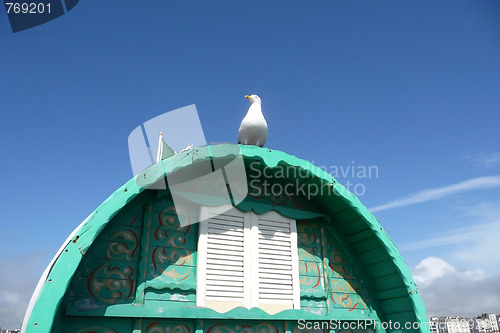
left=208, top=224, right=243, bottom=230
left=208, top=231, right=243, bottom=240
left=207, top=228, right=243, bottom=236
left=260, top=290, right=293, bottom=295
left=259, top=247, right=292, bottom=255
left=206, top=291, right=244, bottom=298
left=207, top=248, right=243, bottom=256
left=259, top=258, right=292, bottom=265
left=206, top=285, right=243, bottom=292
left=207, top=262, right=244, bottom=271
left=206, top=296, right=244, bottom=302
left=259, top=239, right=291, bottom=247
left=259, top=276, right=292, bottom=283
left=259, top=230, right=290, bottom=238
left=259, top=295, right=294, bottom=300
left=206, top=254, right=244, bottom=262
left=259, top=253, right=294, bottom=261
left=208, top=214, right=244, bottom=222
left=260, top=288, right=294, bottom=294
left=208, top=228, right=243, bottom=235
left=207, top=246, right=243, bottom=253
left=207, top=272, right=244, bottom=279
left=259, top=264, right=292, bottom=271
left=258, top=235, right=291, bottom=243
left=207, top=243, right=243, bottom=251
left=259, top=284, right=292, bottom=294
left=258, top=227, right=290, bottom=233
left=207, top=238, right=243, bottom=247
left=259, top=224, right=289, bottom=230
left=259, top=219, right=290, bottom=227
left=206, top=271, right=244, bottom=278
left=258, top=244, right=292, bottom=252
left=208, top=219, right=243, bottom=228
left=259, top=227, right=290, bottom=234
left=206, top=279, right=244, bottom=287
left=260, top=283, right=293, bottom=290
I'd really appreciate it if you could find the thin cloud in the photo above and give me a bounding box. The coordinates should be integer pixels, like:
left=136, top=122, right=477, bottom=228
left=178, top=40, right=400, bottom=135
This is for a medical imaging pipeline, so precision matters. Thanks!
left=369, top=176, right=500, bottom=212
left=403, top=202, right=500, bottom=275
left=468, top=152, right=500, bottom=168
left=399, top=223, right=490, bottom=252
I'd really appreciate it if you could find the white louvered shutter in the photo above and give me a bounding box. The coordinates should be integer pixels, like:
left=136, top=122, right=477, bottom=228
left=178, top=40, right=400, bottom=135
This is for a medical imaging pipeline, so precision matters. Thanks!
left=197, top=205, right=251, bottom=311
left=255, top=211, right=300, bottom=313
left=197, top=206, right=299, bottom=313
left=205, top=212, right=245, bottom=302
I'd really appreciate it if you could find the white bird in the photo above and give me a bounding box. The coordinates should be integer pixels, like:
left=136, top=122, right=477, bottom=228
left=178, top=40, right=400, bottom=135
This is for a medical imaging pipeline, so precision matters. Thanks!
left=238, top=94, right=268, bottom=147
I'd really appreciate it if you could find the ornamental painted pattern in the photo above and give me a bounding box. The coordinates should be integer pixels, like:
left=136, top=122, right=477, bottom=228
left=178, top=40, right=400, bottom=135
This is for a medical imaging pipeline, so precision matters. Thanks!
left=84, top=225, right=140, bottom=303
left=105, top=229, right=139, bottom=261
left=144, top=200, right=198, bottom=291
left=296, top=220, right=370, bottom=313
left=142, top=321, right=193, bottom=333
left=64, top=211, right=142, bottom=308
left=298, top=251, right=323, bottom=292
left=87, top=263, right=135, bottom=302
left=323, top=229, right=369, bottom=312
left=329, top=279, right=368, bottom=311
left=297, top=222, right=324, bottom=297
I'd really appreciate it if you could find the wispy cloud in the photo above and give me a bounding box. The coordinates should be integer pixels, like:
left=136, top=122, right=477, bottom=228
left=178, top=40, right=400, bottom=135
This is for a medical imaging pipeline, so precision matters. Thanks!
left=399, top=220, right=500, bottom=270
left=468, top=152, right=500, bottom=168
left=399, top=224, right=483, bottom=251
left=403, top=201, right=500, bottom=275
left=369, top=176, right=500, bottom=212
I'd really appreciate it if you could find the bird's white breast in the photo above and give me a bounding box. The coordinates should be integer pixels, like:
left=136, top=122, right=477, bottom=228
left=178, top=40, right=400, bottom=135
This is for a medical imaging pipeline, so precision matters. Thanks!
left=238, top=103, right=268, bottom=147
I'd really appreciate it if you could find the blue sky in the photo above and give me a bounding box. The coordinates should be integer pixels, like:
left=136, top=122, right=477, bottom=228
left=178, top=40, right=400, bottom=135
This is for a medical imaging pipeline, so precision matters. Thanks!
left=1, top=0, right=500, bottom=328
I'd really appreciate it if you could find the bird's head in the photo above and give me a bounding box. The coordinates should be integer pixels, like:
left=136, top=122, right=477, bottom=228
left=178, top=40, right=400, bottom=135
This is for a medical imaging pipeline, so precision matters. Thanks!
left=245, top=94, right=261, bottom=105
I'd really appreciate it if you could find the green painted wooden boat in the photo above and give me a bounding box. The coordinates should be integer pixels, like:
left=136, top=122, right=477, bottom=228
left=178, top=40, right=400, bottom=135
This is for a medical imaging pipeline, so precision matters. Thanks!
left=22, top=145, right=429, bottom=333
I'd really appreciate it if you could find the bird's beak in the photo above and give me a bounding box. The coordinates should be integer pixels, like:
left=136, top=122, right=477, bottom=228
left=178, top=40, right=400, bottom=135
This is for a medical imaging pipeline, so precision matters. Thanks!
left=245, top=95, right=251, bottom=100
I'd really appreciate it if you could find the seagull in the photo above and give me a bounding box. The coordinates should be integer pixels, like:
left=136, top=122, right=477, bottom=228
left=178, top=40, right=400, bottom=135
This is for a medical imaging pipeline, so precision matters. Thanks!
left=238, top=94, right=268, bottom=147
